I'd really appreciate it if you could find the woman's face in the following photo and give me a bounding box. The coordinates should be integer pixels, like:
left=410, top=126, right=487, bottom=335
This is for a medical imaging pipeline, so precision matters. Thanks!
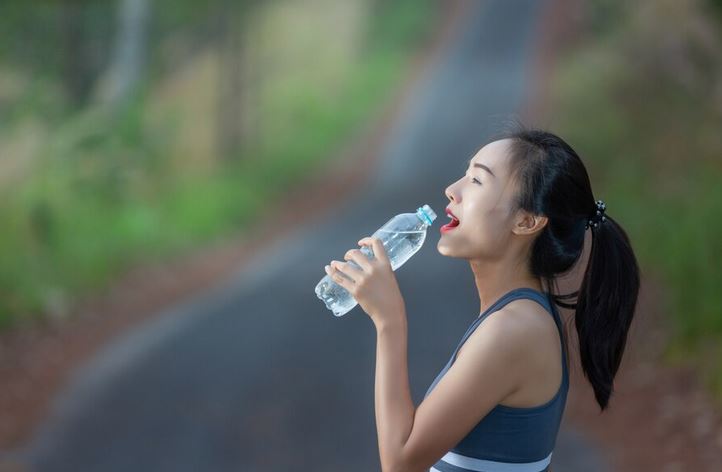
left=437, top=139, right=521, bottom=261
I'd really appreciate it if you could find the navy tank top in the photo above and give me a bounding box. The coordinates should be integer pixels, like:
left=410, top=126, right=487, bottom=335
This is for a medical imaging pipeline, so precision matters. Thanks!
left=423, top=287, right=569, bottom=472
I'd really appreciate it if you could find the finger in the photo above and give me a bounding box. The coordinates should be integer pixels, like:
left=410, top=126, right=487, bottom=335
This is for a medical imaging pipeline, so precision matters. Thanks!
left=369, top=237, right=390, bottom=265
left=344, top=248, right=373, bottom=272
left=325, top=263, right=354, bottom=290
left=358, top=237, right=379, bottom=261
left=323, top=265, right=351, bottom=292
left=332, top=259, right=364, bottom=282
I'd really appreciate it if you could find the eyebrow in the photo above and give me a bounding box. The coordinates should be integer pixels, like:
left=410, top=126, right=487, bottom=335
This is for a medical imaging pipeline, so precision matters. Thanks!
left=466, top=158, right=495, bottom=178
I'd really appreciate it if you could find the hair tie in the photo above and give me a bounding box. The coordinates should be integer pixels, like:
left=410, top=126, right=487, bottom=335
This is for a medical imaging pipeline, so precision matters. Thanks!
left=585, top=199, right=607, bottom=230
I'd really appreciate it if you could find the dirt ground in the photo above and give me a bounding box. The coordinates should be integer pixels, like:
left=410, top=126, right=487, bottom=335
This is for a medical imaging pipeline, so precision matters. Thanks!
left=1, top=0, right=721, bottom=470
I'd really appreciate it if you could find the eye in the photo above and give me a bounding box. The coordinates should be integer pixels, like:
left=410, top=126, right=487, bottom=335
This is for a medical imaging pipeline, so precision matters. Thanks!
left=471, top=177, right=482, bottom=185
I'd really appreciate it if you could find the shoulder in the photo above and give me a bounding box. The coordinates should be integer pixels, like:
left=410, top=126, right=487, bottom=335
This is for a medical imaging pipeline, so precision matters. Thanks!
left=498, top=298, right=555, bottom=331
left=463, top=301, right=553, bottom=362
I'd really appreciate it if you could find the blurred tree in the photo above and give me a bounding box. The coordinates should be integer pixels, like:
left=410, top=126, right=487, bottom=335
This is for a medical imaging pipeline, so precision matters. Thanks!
left=215, top=0, right=259, bottom=161
left=60, top=0, right=97, bottom=107
left=96, top=0, right=152, bottom=110
left=216, top=0, right=243, bottom=160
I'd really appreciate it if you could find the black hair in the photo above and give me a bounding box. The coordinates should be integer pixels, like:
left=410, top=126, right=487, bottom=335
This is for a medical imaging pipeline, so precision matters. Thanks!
left=494, top=122, right=641, bottom=412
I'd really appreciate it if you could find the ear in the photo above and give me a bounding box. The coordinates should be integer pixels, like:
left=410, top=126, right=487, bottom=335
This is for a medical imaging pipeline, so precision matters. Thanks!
left=512, top=210, right=548, bottom=236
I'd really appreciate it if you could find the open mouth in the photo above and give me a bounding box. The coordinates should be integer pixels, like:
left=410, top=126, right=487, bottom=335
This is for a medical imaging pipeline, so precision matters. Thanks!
left=441, top=212, right=460, bottom=232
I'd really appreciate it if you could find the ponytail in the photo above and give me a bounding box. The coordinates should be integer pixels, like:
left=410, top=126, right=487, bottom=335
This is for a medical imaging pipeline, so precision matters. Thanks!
left=575, top=214, right=640, bottom=410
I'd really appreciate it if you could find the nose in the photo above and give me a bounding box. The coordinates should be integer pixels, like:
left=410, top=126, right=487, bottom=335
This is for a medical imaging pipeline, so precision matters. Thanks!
left=445, top=185, right=457, bottom=202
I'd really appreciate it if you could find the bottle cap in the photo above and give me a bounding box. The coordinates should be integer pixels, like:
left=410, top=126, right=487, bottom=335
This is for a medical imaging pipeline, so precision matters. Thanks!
left=417, top=204, right=436, bottom=225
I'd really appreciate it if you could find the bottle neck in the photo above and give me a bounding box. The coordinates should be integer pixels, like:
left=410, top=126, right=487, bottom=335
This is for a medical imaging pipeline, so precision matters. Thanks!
left=416, top=208, right=433, bottom=226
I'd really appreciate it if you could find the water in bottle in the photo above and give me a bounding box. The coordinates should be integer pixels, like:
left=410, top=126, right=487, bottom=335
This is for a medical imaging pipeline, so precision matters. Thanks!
left=315, top=204, right=437, bottom=317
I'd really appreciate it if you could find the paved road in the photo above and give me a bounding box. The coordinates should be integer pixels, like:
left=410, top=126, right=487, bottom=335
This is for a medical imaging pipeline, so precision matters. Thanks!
left=20, top=1, right=610, bottom=470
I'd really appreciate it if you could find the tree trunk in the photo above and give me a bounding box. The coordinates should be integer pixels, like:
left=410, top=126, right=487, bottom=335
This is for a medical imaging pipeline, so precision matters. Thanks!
left=100, top=0, right=151, bottom=109
left=215, top=0, right=247, bottom=161
left=61, top=1, right=93, bottom=107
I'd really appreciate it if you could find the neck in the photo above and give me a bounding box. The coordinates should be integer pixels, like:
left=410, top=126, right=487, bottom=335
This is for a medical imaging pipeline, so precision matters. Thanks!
left=469, top=255, right=543, bottom=314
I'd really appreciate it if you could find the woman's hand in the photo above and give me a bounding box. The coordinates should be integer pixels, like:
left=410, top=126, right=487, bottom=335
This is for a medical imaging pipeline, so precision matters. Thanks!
left=325, top=236, right=406, bottom=328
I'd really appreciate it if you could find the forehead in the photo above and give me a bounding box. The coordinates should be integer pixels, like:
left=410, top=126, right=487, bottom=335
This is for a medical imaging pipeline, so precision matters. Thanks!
left=470, top=139, right=513, bottom=177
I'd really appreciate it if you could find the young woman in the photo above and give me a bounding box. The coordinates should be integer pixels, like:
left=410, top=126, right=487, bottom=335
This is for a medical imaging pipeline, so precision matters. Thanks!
left=324, top=125, right=640, bottom=472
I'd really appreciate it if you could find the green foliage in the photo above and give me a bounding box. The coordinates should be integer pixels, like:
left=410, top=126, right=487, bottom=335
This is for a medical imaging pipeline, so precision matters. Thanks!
left=0, top=0, right=435, bottom=328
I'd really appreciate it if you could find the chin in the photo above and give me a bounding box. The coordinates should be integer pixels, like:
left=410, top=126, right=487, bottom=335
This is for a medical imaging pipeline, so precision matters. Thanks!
left=436, top=237, right=455, bottom=257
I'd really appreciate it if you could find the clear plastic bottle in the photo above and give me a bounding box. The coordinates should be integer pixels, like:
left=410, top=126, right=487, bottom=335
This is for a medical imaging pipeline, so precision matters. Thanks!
left=315, top=204, right=437, bottom=317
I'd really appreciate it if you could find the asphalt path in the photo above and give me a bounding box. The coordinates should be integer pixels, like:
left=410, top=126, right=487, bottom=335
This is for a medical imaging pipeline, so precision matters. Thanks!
left=22, top=1, right=611, bottom=470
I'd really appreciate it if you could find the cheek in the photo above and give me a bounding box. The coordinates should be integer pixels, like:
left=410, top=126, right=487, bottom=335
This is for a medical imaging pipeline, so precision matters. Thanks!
left=466, top=208, right=508, bottom=243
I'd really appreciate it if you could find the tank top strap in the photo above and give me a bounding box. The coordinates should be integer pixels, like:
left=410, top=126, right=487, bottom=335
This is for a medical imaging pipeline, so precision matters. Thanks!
left=448, top=287, right=563, bottom=367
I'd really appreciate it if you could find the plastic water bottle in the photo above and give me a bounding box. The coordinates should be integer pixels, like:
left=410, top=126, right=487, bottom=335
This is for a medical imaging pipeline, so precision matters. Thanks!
left=315, top=204, right=437, bottom=317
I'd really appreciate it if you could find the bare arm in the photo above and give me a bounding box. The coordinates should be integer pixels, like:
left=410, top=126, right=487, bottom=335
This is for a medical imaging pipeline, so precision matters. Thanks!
left=375, top=317, right=415, bottom=471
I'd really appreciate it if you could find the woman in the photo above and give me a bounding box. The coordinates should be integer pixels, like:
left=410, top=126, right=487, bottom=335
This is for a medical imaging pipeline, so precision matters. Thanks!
left=324, top=125, right=640, bottom=472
